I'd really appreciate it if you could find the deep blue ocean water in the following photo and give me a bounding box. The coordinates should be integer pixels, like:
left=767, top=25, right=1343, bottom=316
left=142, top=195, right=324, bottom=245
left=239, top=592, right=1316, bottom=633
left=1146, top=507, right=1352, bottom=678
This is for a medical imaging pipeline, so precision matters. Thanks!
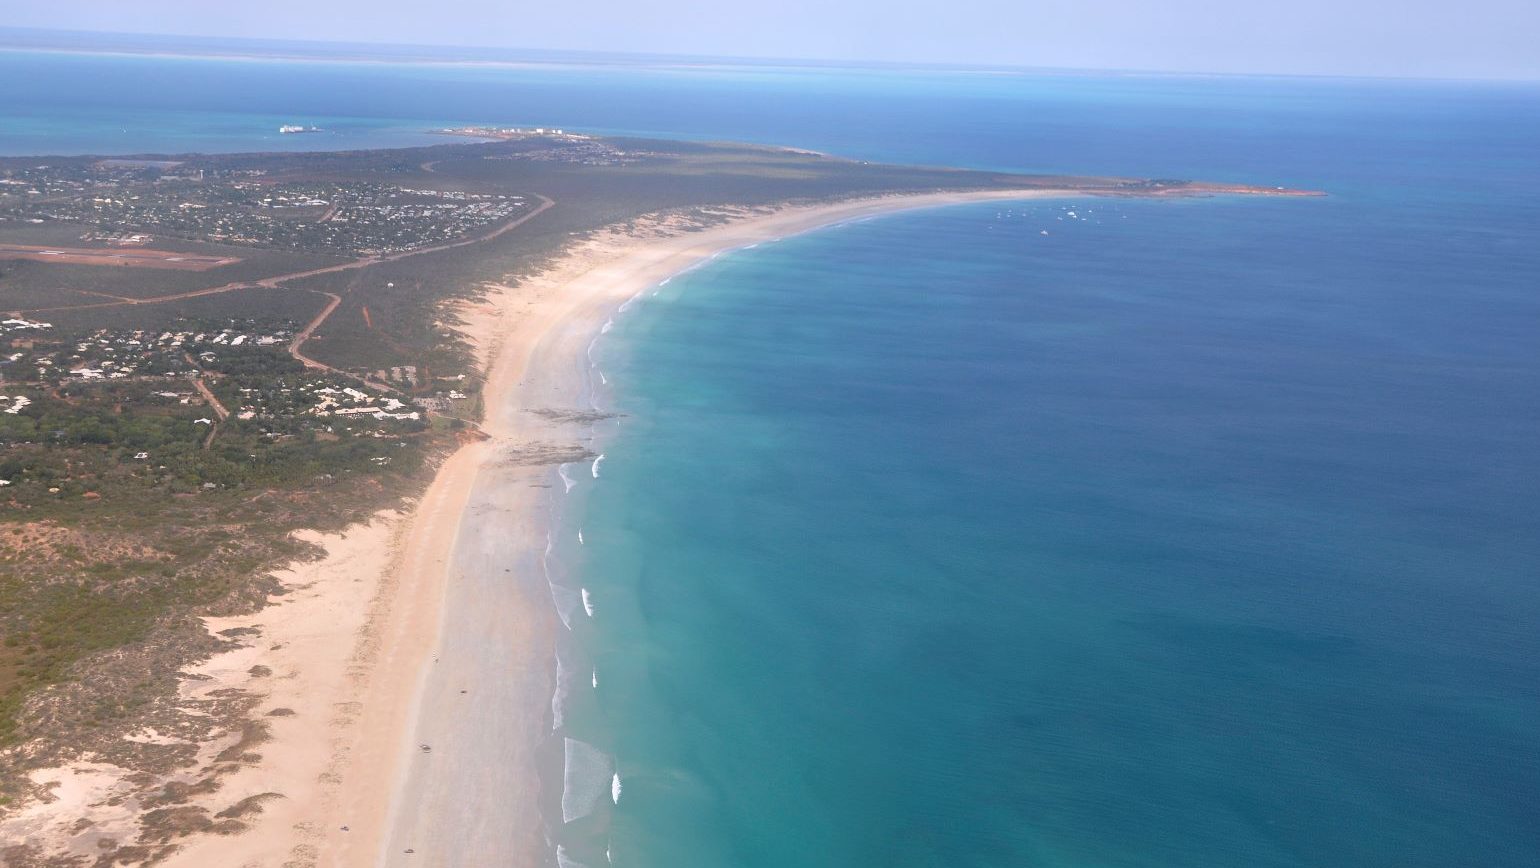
left=5, top=49, right=1538, bottom=867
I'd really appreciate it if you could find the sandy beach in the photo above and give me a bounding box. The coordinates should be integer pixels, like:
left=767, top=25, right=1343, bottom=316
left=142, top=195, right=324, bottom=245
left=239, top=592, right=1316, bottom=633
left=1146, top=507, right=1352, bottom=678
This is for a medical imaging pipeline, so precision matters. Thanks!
left=355, top=190, right=1071, bottom=868
left=0, top=189, right=1068, bottom=866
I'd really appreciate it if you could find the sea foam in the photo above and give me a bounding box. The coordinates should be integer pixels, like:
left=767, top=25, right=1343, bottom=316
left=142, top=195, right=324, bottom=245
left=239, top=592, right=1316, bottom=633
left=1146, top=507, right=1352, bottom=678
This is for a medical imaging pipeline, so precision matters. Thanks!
left=562, top=738, right=615, bottom=823
left=549, top=581, right=580, bottom=631
left=618, top=290, right=645, bottom=312
left=552, top=650, right=571, bottom=730
left=542, top=535, right=577, bottom=630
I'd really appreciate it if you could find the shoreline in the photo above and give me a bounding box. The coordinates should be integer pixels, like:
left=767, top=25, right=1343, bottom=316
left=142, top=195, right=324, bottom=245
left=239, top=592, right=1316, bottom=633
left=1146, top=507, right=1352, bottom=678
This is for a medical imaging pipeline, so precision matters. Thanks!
left=1, top=186, right=1246, bottom=864
left=363, top=188, right=1092, bottom=866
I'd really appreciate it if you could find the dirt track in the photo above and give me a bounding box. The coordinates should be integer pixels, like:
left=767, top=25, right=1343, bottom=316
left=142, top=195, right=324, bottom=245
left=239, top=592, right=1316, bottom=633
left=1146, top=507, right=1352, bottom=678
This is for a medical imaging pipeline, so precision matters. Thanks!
left=11, top=194, right=555, bottom=318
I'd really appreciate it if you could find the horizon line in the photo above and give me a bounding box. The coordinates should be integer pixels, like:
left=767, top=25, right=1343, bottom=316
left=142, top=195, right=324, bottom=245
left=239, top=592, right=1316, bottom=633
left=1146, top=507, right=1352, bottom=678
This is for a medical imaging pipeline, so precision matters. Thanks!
left=2, top=24, right=1538, bottom=86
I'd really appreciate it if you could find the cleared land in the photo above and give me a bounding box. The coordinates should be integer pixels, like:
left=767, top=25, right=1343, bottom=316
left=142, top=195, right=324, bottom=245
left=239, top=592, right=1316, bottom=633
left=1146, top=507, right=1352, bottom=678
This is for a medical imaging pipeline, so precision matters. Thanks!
left=0, top=244, right=241, bottom=270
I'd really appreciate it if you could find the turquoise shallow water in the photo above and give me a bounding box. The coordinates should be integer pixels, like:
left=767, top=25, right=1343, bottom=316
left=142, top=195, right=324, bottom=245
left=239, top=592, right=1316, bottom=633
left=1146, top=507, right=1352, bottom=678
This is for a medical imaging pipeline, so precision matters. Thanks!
left=565, top=189, right=1540, bottom=867
left=5, top=49, right=1539, bottom=867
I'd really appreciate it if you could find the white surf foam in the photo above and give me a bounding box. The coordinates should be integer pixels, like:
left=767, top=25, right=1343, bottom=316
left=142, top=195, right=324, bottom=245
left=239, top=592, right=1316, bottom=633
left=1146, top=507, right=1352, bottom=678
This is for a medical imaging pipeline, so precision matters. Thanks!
left=591, top=454, right=605, bottom=478
left=543, top=534, right=575, bottom=630
left=559, top=463, right=576, bottom=493
left=591, top=668, right=598, bottom=689
left=557, top=846, right=587, bottom=868
left=581, top=587, right=594, bottom=618
left=578, top=529, right=584, bottom=545
left=618, top=289, right=645, bottom=312
left=549, top=582, right=580, bottom=631
left=562, top=738, right=615, bottom=824
left=552, top=653, right=570, bottom=730
left=598, top=371, right=608, bottom=385
left=611, top=772, right=623, bottom=805
left=600, top=318, right=614, bottom=335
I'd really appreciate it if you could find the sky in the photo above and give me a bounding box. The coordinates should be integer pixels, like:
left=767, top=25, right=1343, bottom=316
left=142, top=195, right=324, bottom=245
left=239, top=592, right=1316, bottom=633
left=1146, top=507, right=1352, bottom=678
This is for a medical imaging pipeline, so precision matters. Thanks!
left=5, top=0, right=1539, bottom=80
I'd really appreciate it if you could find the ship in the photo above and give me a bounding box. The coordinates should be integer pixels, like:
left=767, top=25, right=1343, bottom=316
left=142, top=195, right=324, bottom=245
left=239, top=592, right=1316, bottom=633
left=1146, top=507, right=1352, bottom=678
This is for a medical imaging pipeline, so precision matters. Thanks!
left=278, top=125, right=322, bottom=134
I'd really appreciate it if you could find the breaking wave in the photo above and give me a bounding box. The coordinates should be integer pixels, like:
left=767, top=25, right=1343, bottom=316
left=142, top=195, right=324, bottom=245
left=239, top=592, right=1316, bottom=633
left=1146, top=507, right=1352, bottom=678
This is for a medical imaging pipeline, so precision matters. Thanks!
left=618, top=290, right=645, bottom=312
left=581, top=587, right=595, bottom=618
left=559, top=463, right=576, bottom=493
left=562, top=738, right=615, bottom=824
left=591, top=454, right=605, bottom=478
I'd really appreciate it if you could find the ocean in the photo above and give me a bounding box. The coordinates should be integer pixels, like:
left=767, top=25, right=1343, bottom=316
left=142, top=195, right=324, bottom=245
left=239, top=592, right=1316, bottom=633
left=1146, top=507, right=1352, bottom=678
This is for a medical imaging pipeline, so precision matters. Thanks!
left=5, top=48, right=1539, bottom=867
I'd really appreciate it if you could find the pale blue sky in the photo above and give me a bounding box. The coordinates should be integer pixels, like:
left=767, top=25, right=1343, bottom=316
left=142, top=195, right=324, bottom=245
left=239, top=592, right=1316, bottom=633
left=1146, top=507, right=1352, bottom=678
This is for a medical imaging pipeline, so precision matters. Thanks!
left=7, top=0, right=1539, bottom=80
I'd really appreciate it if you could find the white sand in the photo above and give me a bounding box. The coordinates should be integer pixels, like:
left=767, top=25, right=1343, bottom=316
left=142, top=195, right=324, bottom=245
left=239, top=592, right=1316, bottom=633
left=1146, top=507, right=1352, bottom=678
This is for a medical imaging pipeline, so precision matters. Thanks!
left=364, top=190, right=1071, bottom=867
left=1, top=189, right=1070, bottom=866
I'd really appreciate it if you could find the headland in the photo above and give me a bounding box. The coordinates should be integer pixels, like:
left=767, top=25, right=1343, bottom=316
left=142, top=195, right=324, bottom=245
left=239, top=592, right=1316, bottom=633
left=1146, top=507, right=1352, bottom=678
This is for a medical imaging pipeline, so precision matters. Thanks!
left=0, top=127, right=1315, bottom=865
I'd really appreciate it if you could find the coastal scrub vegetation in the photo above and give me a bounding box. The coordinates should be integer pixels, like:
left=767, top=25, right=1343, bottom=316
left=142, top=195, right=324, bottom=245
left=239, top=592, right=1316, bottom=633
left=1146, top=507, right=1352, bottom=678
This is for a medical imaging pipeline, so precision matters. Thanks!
left=0, top=131, right=1226, bottom=857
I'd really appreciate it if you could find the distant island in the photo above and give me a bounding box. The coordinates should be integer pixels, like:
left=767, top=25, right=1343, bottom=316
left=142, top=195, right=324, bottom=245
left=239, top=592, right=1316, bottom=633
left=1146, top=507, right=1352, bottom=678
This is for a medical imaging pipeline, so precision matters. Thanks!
left=430, top=125, right=580, bottom=140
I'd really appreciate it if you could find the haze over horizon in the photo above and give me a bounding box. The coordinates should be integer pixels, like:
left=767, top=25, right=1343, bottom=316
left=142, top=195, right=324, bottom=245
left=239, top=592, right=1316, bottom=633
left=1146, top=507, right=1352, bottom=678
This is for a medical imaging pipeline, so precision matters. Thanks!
left=3, top=0, right=1538, bottom=81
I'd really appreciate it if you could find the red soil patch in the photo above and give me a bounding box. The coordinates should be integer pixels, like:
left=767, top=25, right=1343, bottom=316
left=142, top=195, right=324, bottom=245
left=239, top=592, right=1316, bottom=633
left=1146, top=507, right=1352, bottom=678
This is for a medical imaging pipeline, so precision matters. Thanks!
left=0, top=244, right=241, bottom=271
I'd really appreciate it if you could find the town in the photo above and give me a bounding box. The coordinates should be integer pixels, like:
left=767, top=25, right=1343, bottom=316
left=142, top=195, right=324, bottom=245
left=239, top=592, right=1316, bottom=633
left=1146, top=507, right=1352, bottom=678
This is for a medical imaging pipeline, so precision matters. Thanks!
left=0, top=316, right=485, bottom=498
left=432, top=126, right=651, bottom=165
left=0, top=165, right=530, bottom=256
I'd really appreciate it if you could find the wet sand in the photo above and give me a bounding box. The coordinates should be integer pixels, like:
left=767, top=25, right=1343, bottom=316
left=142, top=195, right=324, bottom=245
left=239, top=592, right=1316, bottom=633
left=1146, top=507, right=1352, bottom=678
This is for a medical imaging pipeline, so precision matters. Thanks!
left=363, top=190, right=1069, bottom=867
left=146, top=190, right=1072, bottom=867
